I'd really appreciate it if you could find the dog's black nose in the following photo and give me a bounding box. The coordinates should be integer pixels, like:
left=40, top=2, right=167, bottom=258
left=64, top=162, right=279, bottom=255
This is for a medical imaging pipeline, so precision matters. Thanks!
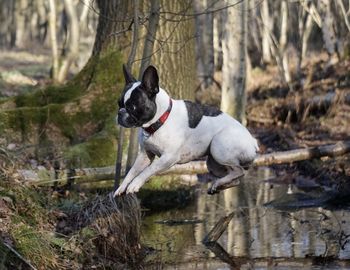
left=118, top=108, right=126, bottom=117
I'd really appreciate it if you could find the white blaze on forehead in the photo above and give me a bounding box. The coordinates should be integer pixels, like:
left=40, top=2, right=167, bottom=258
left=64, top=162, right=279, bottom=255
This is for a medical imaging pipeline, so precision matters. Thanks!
left=124, top=82, right=141, bottom=104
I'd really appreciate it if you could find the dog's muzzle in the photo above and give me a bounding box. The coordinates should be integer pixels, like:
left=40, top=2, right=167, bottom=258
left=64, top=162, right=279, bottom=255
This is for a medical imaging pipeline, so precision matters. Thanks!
left=117, top=108, right=138, bottom=127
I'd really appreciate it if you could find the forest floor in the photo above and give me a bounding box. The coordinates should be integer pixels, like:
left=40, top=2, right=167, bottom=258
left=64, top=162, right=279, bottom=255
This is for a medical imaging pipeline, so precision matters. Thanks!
left=247, top=54, right=350, bottom=198
left=195, top=52, right=350, bottom=199
left=0, top=49, right=350, bottom=268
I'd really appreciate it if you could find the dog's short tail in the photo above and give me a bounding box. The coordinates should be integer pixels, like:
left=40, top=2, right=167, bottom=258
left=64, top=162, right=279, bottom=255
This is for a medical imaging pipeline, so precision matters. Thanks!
left=254, top=138, right=260, bottom=153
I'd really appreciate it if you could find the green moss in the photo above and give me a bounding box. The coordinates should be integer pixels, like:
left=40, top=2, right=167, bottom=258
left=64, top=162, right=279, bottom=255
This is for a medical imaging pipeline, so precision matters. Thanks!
left=1, top=185, right=59, bottom=268
left=2, top=48, right=123, bottom=133
left=1, top=48, right=125, bottom=172
left=12, top=48, right=123, bottom=110
left=14, top=82, right=82, bottom=108
left=64, top=133, right=117, bottom=168
left=12, top=187, right=49, bottom=226
left=91, top=49, right=124, bottom=88
left=10, top=224, right=57, bottom=268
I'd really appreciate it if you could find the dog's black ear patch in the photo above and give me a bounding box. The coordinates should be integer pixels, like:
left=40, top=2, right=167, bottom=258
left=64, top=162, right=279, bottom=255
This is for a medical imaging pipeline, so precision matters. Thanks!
left=184, top=101, right=222, bottom=128
left=123, top=64, right=136, bottom=84
left=141, top=65, right=159, bottom=97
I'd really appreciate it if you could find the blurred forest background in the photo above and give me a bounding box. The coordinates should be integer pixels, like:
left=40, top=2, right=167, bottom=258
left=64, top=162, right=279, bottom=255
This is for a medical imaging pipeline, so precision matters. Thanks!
left=0, top=0, right=350, bottom=269
left=0, top=0, right=349, bottom=170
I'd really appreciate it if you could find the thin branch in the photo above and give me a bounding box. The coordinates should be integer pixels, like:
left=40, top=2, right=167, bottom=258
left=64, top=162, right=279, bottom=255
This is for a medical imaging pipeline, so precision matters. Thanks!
left=127, top=0, right=140, bottom=70
left=160, top=0, right=244, bottom=17
left=138, top=0, right=160, bottom=76
left=79, top=0, right=133, bottom=23
left=3, top=242, right=37, bottom=270
left=337, top=0, right=350, bottom=33
left=299, top=0, right=322, bottom=27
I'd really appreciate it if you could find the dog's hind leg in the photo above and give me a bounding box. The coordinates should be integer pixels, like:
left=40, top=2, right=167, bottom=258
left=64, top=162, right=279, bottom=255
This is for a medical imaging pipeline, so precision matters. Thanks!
left=207, top=165, right=244, bottom=195
left=206, top=153, right=228, bottom=178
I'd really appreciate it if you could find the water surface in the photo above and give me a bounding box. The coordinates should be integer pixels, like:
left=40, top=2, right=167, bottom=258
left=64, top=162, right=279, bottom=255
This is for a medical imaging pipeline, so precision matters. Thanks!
left=142, top=168, right=350, bottom=269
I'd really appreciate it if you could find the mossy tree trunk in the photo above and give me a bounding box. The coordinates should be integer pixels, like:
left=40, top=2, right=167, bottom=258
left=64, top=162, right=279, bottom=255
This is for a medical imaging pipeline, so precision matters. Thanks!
left=0, top=0, right=132, bottom=168
left=0, top=0, right=196, bottom=169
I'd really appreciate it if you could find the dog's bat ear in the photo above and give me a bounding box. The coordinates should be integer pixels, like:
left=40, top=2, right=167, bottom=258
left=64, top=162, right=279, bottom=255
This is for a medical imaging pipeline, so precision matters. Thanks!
left=122, top=64, right=136, bottom=84
left=141, top=65, right=159, bottom=97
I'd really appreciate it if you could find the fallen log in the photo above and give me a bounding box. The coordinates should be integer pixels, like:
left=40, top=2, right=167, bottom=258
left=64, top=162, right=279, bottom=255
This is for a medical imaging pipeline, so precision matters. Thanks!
left=203, top=212, right=234, bottom=243
left=253, top=140, right=350, bottom=166
left=18, top=141, right=350, bottom=185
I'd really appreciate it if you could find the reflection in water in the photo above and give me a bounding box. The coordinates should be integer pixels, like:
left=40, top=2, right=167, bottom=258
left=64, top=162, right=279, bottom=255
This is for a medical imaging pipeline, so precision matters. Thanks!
left=142, top=168, right=350, bottom=269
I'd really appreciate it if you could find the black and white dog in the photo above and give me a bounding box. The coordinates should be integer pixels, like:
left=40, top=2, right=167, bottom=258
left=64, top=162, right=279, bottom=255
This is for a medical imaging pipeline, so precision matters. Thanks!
left=114, top=65, right=259, bottom=196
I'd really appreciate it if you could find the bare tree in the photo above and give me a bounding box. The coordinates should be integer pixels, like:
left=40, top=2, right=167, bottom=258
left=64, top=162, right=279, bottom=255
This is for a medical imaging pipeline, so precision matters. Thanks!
left=280, top=0, right=291, bottom=84
left=213, top=9, right=223, bottom=71
left=220, top=0, right=247, bottom=123
left=337, top=0, right=350, bottom=33
left=319, top=0, right=339, bottom=64
left=0, top=1, right=16, bottom=47
left=194, top=0, right=215, bottom=89
left=152, top=0, right=196, bottom=100
left=15, top=0, right=28, bottom=48
left=260, top=0, right=273, bottom=64
left=57, top=0, right=80, bottom=83
left=48, top=0, right=59, bottom=82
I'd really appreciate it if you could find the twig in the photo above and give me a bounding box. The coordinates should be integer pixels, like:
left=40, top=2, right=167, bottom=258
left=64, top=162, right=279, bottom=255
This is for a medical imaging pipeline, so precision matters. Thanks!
left=2, top=242, right=37, bottom=270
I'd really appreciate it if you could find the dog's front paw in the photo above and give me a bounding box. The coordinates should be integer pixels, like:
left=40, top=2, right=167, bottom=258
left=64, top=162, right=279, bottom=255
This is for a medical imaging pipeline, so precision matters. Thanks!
left=126, top=179, right=145, bottom=194
left=114, top=184, right=128, bottom=197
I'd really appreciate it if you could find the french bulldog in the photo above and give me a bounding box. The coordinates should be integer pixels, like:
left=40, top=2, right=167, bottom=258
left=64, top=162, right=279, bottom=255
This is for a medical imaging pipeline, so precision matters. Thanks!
left=114, top=64, right=259, bottom=196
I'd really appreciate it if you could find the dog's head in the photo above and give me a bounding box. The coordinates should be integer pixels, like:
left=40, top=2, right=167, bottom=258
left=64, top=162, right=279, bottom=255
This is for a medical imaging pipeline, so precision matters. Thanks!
left=117, top=65, right=159, bottom=128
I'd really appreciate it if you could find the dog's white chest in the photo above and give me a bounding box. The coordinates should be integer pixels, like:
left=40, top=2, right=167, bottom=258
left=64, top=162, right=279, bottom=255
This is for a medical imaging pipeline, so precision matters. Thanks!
left=142, top=134, right=166, bottom=157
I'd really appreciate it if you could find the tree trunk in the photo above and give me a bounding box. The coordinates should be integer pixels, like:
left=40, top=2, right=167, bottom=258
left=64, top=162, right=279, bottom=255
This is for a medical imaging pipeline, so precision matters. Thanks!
left=221, top=0, right=247, bottom=123
left=57, top=0, right=80, bottom=83
left=319, top=0, right=338, bottom=63
left=48, top=0, right=59, bottom=82
left=301, top=12, right=314, bottom=61
left=36, top=0, right=48, bottom=43
left=92, top=0, right=131, bottom=56
left=337, top=0, right=350, bottom=33
left=125, top=0, right=141, bottom=175
left=280, top=0, right=291, bottom=85
left=0, top=1, right=16, bottom=47
left=213, top=10, right=223, bottom=71
left=125, top=0, right=161, bottom=174
left=260, top=0, right=273, bottom=64
left=194, top=0, right=215, bottom=88
left=15, top=0, right=28, bottom=48
left=79, top=0, right=90, bottom=33
left=152, top=0, right=196, bottom=99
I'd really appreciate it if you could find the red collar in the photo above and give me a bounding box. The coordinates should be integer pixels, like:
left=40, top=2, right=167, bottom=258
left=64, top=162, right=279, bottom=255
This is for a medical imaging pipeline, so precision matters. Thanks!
left=144, top=98, right=173, bottom=135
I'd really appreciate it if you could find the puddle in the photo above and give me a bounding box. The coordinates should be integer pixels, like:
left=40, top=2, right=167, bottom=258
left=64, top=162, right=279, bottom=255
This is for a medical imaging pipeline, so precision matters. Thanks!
left=142, top=168, right=350, bottom=269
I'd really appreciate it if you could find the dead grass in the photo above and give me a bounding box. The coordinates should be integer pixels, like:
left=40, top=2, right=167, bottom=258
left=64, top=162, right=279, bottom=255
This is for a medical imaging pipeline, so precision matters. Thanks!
left=74, top=193, right=144, bottom=267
